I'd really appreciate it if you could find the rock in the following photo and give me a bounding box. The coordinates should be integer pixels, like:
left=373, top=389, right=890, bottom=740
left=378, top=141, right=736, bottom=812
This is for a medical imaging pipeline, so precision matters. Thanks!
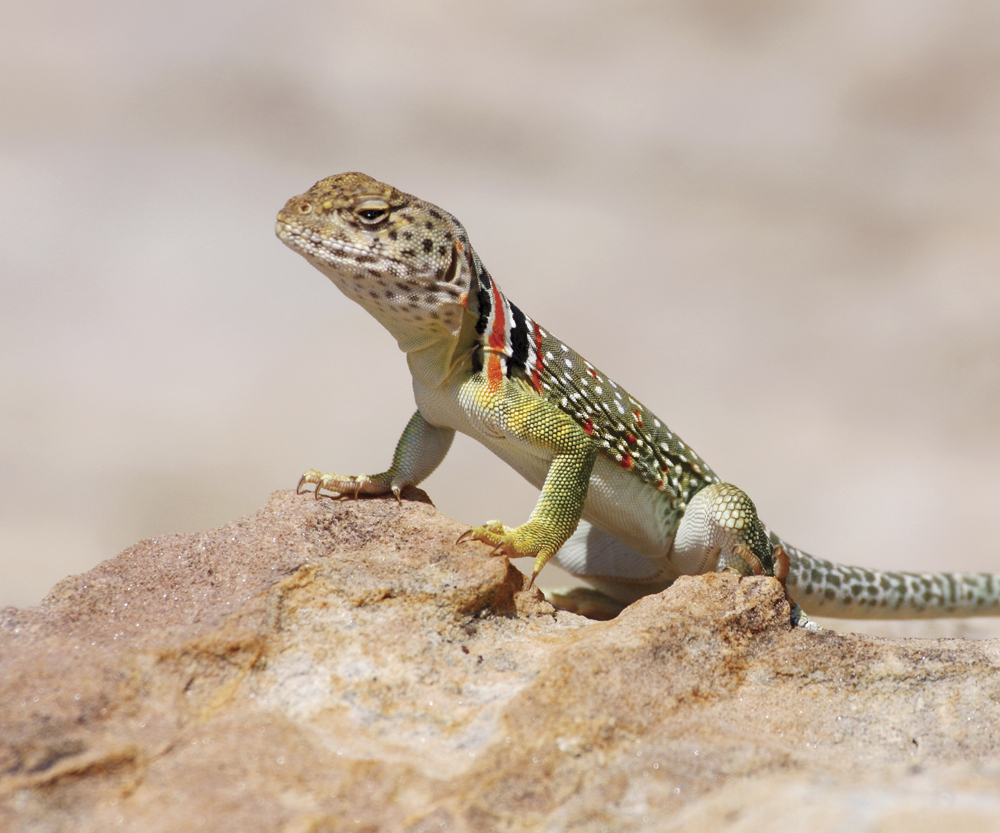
left=3, top=491, right=1000, bottom=832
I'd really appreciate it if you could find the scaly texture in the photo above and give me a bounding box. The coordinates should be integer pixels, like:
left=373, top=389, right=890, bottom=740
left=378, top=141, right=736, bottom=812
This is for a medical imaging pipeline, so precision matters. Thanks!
left=276, top=172, right=1000, bottom=619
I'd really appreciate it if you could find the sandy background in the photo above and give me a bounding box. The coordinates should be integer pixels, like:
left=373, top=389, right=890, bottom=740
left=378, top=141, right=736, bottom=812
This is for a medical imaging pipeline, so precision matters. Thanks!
left=3, top=2, right=999, bottom=620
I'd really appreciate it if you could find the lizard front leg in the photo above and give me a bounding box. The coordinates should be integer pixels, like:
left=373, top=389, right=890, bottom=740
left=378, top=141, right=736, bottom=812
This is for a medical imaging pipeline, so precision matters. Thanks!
left=298, top=410, right=455, bottom=501
left=460, top=382, right=598, bottom=586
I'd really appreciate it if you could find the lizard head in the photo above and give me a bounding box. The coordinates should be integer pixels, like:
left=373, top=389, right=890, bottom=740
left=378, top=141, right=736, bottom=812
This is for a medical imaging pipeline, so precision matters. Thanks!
left=276, top=172, right=475, bottom=355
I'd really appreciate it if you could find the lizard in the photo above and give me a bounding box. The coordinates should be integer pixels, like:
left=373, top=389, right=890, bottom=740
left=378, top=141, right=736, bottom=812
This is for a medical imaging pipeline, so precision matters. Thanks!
left=275, top=171, right=1000, bottom=621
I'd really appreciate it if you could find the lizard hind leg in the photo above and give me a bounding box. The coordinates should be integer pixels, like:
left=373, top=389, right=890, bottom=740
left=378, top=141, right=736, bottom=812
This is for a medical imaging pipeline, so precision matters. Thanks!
left=671, top=482, right=782, bottom=579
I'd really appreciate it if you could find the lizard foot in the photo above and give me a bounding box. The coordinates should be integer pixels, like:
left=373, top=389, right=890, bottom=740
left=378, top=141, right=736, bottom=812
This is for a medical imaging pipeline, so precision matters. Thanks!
left=790, top=602, right=821, bottom=630
left=296, top=469, right=402, bottom=501
left=458, top=520, right=557, bottom=588
left=731, top=542, right=790, bottom=585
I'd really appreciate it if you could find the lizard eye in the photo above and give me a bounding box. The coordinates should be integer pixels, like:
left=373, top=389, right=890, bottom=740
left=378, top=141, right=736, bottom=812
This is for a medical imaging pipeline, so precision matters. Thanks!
left=354, top=199, right=390, bottom=225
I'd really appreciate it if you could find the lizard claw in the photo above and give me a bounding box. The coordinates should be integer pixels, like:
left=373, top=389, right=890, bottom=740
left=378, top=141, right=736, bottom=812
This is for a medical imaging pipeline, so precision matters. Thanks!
left=734, top=543, right=766, bottom=577
left=456, top=525, right=512, bottom=557
left=772, top=544, right=790, bottom=585
left=296, top=469, right=326, bottom=498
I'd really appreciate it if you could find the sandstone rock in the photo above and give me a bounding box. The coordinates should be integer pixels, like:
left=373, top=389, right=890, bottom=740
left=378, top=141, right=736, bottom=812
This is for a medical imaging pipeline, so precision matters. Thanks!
left=3, top=491, right=1000, bottom=832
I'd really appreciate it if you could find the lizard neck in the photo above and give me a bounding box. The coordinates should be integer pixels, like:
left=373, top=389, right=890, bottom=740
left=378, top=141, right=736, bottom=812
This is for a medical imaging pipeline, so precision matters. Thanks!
left=405, top=305, right=480, bottom=390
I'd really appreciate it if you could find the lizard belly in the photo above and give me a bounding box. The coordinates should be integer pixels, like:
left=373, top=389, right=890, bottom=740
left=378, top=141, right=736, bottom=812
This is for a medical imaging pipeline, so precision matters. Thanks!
left=578, top=457, right=675, bottom=557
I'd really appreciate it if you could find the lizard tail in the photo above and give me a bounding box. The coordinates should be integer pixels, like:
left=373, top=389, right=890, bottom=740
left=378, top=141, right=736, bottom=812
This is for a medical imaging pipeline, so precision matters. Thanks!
left=777, top=537, right=1000, bottom=619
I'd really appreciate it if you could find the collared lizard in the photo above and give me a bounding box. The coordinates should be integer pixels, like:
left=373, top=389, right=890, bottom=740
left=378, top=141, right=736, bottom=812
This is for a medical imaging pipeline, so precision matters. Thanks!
left=276, top=172, right=1000, bottom=620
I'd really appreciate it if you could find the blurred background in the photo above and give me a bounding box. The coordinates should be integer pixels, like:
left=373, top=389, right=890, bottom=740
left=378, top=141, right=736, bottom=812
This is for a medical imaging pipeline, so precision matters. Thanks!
left=3, top=1, right=999, bottom=635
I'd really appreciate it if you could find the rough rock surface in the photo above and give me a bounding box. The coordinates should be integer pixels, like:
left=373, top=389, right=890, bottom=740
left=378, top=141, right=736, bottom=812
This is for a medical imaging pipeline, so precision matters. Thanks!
left=3, top=491, right=1000, bottom=832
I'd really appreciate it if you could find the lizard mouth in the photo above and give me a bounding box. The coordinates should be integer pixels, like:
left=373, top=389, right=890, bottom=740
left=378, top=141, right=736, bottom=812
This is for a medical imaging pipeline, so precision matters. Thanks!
left=275, top=219, right=375, bottom=265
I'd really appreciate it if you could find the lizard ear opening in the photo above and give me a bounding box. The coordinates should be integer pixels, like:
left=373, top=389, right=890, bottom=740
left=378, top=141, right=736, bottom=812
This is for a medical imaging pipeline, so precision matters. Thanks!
left=442, top=241, right=462, bottom=283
